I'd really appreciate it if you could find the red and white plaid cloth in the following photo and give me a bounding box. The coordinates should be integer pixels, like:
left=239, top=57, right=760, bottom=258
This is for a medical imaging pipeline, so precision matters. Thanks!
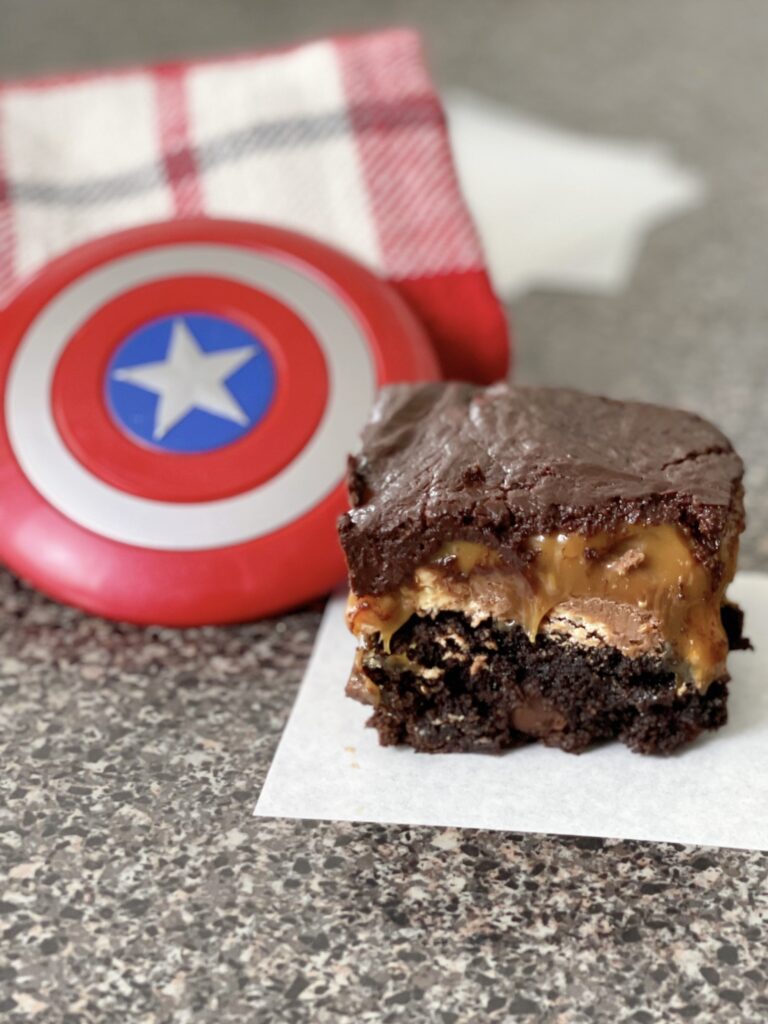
left=0, top=29, right=508, bottom=381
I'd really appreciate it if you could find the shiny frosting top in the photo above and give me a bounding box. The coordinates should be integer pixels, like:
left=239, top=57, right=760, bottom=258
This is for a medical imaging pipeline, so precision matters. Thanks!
left=339, top=383, right=744, bottom=595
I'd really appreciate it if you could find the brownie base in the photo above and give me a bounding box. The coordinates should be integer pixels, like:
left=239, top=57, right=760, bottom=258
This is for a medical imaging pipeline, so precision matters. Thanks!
left=357, top=610, right=746, bottom=756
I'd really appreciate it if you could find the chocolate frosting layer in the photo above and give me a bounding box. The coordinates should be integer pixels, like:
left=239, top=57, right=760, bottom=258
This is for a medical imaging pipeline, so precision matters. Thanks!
left=338, top=383, right=745, bottom=595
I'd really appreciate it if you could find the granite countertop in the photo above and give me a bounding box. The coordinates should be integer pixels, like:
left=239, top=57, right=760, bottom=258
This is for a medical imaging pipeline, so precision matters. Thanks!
left=2, top=1, right=768, bottom=1021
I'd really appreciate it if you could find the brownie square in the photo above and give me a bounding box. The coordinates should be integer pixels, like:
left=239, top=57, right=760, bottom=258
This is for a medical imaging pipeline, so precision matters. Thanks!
left=338, top=383, right=746, bottom=755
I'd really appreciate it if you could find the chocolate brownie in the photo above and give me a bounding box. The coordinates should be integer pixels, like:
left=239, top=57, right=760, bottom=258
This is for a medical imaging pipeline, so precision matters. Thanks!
left=339, top=383, right=747, bottom=755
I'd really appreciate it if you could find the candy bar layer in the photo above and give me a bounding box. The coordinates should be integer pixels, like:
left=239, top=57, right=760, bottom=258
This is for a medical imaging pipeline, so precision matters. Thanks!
left=338, top=383, right=747, bottom=755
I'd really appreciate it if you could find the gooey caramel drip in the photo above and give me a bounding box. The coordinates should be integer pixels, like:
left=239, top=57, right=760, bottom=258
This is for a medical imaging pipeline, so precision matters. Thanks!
left=346, top=524, right=738, bottom=692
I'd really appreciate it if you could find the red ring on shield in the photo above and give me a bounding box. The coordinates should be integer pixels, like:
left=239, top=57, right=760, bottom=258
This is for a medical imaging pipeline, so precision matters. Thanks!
left=0, top=219, right=441, bottom=624
left=52, top=276, right=328, bottom=503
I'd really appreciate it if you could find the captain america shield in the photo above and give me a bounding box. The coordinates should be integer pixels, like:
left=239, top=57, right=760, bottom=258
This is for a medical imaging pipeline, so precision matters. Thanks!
left=0, top=219, right=439, bottom=624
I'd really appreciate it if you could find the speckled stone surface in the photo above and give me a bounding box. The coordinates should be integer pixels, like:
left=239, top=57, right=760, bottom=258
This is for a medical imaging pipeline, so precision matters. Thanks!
left=2, top=1, right=768, bottom=1021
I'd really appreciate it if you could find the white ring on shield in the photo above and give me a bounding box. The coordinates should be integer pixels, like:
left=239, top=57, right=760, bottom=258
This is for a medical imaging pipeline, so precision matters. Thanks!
left=6, top=244, right=376, bottom=550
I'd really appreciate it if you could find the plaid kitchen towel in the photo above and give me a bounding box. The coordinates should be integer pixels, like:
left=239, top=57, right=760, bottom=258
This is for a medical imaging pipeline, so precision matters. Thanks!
left=0, top=29, right=508, bottom=381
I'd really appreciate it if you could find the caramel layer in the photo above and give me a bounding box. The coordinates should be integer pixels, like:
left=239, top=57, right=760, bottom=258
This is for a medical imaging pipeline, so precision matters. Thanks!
left=346, top=524, right=738, bottom=691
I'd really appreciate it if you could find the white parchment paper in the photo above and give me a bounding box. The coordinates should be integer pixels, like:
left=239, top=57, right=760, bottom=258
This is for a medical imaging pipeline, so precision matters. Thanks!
left=256, top=573, right=767, bottom=850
